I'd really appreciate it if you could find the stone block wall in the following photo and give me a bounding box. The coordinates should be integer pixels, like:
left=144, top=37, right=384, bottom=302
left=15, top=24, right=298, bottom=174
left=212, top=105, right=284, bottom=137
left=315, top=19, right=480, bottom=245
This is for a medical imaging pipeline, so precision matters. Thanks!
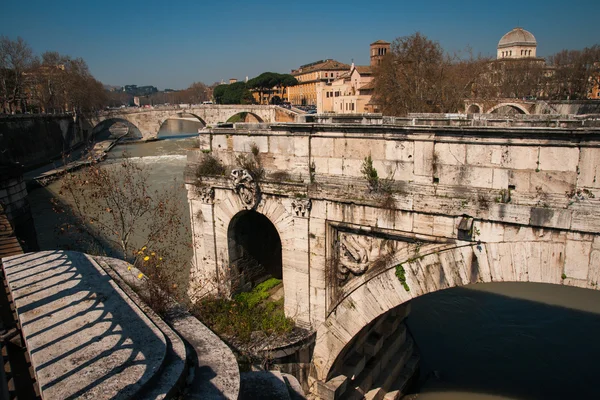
left=0, top=165, right=38, bottom=251
left=0, top=114, right=87, bottom=168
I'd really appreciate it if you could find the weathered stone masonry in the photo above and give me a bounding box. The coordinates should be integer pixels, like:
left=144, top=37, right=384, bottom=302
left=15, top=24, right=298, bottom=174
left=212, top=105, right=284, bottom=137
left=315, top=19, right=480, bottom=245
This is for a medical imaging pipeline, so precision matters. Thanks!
left=184, top=122, right=600, bottom=396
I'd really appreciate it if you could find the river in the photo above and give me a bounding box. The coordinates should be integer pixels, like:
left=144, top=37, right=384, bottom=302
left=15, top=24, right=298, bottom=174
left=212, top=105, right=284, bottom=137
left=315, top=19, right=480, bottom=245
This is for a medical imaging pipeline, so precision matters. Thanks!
left=406, top=282, right=600, bottom=399
left=28, top=121, right=199, bottom=294
left=26, top=121, right=600, bottom=400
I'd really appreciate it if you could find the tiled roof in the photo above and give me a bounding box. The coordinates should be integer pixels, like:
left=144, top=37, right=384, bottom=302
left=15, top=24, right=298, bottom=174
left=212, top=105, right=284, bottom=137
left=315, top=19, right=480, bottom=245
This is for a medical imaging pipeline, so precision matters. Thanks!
left=293, top=59, right=351, bottom=75
left=355, top=66, right=373, bottom=75
left=371, top=40, right=390, bottom=45
left=359, top=81, right=375, bottom=90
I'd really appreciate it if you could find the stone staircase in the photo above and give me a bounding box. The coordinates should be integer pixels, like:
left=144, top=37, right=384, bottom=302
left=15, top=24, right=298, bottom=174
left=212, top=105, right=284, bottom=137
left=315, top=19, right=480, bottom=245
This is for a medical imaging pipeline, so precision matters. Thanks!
left=0, top=251, right=241, bottom=399
left=315, top=305, right=419, bottom=400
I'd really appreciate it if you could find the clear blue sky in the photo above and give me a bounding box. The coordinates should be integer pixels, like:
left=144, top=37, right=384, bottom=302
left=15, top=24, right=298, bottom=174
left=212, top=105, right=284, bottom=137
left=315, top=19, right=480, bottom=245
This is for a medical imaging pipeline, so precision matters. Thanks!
left=2, top=0, right=598, bottom=90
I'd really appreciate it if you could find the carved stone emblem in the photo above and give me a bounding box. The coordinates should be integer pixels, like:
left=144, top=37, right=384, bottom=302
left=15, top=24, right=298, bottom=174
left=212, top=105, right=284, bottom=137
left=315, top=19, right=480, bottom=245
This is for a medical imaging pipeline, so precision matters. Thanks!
left=337, top=234, right=373, bottom=282
left=197, top=186, right=215, bottom=204
left=231, top=169, right=259, bottom=209
left=291, top=198, right=312, bottom=217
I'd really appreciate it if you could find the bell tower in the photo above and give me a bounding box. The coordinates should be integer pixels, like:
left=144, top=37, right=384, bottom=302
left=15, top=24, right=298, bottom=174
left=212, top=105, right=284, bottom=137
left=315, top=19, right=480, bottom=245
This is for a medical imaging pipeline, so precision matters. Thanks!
left=370, top=40, right=391, bottom=67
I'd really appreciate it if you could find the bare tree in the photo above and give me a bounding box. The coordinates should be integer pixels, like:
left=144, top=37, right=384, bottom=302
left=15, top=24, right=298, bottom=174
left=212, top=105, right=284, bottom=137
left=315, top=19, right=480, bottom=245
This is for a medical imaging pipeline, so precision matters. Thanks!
left=546, top=45, right=600, bottom=100
left=26, top=51, right=107, bottom=114
left=0, top=36, right=35, bottom=113
left=484, top=58, right=545, bottom=99
left=57, top=155, right=188, bottom=261
left=373, top=33, right=490, bottom=116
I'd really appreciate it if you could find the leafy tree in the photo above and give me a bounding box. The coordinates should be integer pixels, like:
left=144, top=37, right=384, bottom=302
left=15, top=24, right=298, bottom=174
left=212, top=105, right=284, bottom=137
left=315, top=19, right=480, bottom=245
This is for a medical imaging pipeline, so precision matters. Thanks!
left=247, top=72, right=297, bottom=104
left=213, top=82, right=253, bottom=104
left=213, top=84, right=228, bottom=104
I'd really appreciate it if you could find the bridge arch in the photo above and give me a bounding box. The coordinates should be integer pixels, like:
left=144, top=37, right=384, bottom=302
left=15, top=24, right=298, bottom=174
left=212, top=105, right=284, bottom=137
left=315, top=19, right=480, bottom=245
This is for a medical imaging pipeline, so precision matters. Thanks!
left=312, top=240, right=598, bottom=381
left=486, top=103, right=529, bottom=115
left=159, top=112, right=207, bottom=127
left=227, top=209, right=283, bottom=292
left=466, top=103, right=482, bottom=114
left=157, top=112, right=207, bottom=138
left=91, top=117, right=143, bottom=140
left=212, top=190, right=306, bottom=321
left=225, top=111, right=264, bottom=124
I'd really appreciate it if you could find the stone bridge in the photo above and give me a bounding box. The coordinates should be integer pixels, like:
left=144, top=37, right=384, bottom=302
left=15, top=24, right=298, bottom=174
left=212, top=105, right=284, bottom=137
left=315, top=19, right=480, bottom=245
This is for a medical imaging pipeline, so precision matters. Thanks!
left=87, top=104, right=299, bottom=140
left=465, top=98, right=546, bottom=115
left=464, top=98, right=600, bottom=116
left=184, top=121, right=600, bottom=398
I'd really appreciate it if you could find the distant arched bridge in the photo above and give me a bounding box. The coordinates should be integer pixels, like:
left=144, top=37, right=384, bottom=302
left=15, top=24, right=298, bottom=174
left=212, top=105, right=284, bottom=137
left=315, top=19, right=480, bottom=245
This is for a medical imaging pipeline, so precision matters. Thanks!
left=88, top=104, right=299, bottom=139
left=464, top=98, right=560, bottom=115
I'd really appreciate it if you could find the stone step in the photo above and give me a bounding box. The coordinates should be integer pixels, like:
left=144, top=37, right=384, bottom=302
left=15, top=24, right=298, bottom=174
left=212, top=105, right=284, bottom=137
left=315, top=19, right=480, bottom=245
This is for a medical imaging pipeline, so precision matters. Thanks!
left=99, top=255, right=240, bottom=400
left=364, top=336, right=415, bottom=400
left=344, top=324, right=408, bottom=399
left=382, top=353, right=421, bottom=400
left=240, top=370, right=291, bottom=400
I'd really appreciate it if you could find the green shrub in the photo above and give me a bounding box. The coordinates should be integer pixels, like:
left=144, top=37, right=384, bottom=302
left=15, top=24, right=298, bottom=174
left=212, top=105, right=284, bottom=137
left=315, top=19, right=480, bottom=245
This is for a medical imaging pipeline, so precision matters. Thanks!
left=395, top=263, right=410, bottom=292
left=193, top=278, right=293, bottom=343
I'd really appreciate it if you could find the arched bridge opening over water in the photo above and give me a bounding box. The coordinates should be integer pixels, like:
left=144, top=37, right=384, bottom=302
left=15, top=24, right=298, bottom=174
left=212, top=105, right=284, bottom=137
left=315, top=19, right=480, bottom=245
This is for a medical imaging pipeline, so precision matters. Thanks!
left=184, top=120, right=600, bottom=398
left=88, top=104, right=299, bottom=140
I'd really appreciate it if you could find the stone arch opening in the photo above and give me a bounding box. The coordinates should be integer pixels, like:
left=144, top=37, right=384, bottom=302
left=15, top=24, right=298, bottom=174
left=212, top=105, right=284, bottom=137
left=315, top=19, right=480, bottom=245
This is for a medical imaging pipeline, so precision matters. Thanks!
left=466, top=104, right=481, bottom=114
left=312, top=240, right=599, bottom=383
left=226, top=112, right=264, bottom=123
left=227, top=210, right=282, bottom=293
left=488, top=103, right=528, bottom=115
left=92, top=118, right=143, bottom=140
left=157, top=112, right=206, bottom=138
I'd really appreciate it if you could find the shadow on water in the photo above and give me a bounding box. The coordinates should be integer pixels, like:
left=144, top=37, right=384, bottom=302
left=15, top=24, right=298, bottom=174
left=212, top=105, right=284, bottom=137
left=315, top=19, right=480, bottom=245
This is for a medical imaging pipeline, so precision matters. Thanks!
left=405, top=282, right=600, bottom=400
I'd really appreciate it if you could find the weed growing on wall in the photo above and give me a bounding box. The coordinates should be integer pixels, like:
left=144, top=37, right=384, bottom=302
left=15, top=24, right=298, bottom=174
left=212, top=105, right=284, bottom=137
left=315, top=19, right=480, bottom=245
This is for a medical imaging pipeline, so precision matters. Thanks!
left=236, top=143, right=264, bottom=180
left=395, top=263, right=410, bottom=292
left=196, top=154, right=226, bottom=178
left=361, top=154, right=397, bottom=218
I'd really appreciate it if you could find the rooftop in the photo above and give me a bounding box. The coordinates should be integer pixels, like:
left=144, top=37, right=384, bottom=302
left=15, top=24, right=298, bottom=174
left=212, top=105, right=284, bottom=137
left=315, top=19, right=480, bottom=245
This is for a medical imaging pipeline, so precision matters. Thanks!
left=292, top=59, right=351, bottom=75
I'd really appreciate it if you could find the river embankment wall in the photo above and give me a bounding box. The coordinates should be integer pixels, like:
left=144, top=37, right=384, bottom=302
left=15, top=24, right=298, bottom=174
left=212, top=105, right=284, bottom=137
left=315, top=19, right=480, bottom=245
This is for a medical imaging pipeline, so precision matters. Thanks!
left=0, top=114, right=90, bottom=169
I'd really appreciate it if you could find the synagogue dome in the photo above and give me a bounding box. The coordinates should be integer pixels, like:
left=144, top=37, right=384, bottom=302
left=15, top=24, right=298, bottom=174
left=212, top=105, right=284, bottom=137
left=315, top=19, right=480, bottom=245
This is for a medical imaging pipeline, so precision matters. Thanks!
left=498, top=27, right=537, bottom=49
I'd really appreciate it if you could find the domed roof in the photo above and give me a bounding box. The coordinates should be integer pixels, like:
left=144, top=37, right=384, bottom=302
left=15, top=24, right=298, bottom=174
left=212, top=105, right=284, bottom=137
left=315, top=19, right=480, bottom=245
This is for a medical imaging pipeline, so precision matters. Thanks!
left=498, top=27, right=536, bottom=48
